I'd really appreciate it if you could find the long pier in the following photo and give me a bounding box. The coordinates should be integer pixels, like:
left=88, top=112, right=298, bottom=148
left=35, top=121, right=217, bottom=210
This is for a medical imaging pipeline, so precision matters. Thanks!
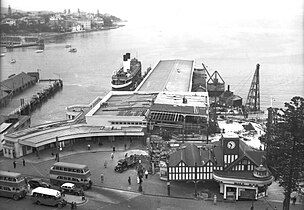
left=136, top=59, right=194, bottom=92
left=0, top=78, right=63, bottom=116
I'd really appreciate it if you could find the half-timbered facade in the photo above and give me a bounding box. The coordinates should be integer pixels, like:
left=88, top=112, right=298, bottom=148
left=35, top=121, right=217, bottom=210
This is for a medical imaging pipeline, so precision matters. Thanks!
left=167, top=133, right=273, bottom=201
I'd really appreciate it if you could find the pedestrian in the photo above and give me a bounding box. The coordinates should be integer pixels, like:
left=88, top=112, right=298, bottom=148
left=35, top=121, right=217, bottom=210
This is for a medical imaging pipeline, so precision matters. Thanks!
left=125, top=153, right=128, bottom=158
left=292, top=196, right=297, bottom=205
left=13, top=161, right=16, bottom=169
left=22, top=159, right=25, bottom=166
left=104, top=160, right=107, bottom=168
left=128, top=176, right=131, bottom=185
left=113, top=146, right=116, bottom=152
left=145, top=170, right=148, bottom=179
left=111, top=152, right=114, bottom=160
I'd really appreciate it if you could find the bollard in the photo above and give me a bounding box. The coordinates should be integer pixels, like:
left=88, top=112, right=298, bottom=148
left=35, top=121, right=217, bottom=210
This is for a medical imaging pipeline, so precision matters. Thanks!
left=213, top=195, right=217, bottom=205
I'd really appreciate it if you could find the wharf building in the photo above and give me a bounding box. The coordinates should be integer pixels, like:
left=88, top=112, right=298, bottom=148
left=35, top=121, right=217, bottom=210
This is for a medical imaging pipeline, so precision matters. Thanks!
left=2, top=59, right=273, bottom=201
left=0, top=72, right=38, bottom=107
left=3, top=59, right=209, bottom=158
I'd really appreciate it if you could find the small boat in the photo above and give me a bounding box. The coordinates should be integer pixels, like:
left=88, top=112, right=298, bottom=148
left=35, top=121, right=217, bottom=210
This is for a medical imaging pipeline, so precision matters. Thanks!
left=65, top=44, right=71, bottom=48
left=0, top=53, right=5, bottom=57
left=69, top=48, right=77, bottom=53
left=35, top=49, right=44, bottom=53
left=10, top=59, right=16, bottom=64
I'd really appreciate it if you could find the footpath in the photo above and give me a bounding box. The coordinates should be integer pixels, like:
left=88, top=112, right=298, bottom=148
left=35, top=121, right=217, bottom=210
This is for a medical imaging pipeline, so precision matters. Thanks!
left=0, top=140, right=303, bottom=210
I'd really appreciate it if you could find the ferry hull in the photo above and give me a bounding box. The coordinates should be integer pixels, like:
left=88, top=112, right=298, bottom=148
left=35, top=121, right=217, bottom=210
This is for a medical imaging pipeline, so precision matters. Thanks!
left=111, top=81, right=135, bottom=91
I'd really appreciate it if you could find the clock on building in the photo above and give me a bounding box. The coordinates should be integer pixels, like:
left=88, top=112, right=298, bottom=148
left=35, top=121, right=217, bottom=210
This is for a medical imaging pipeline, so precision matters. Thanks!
left=227, top=141, right=236, bottom=149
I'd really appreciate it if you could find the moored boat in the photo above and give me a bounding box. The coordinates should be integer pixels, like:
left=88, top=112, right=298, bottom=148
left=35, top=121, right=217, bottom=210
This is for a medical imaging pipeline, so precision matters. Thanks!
left=111, top=53, right=142, bottom=91
left=69, top=48, right=77, bottom=53
left=35, top=49, right=44, bottom=53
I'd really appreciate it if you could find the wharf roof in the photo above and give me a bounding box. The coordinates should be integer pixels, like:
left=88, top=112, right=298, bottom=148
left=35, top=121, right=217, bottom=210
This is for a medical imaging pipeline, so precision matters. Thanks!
left=136, top=60, right=194, bottom=92
left=4, top=124, right=145, bottom=148
left=150, top=92, right=209, bottom=115
left=92, top=91, right=157, bottom=117
left=150, top=104, right=207, bottom=115
left=0, top=72, right=36, bottom=91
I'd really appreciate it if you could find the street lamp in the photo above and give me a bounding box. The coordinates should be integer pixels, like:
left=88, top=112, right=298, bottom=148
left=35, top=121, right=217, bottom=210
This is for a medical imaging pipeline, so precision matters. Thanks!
left=56, top=136, right=60, bottom=162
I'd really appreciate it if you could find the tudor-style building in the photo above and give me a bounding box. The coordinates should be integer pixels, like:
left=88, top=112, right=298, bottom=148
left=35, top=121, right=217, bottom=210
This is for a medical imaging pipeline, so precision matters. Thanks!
left=167, top=133, right=274, bottom=200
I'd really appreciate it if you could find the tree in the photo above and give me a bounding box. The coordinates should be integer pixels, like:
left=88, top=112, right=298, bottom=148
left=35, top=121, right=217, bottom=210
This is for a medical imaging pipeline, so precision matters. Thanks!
left=261, top=96, right=304, bottom=210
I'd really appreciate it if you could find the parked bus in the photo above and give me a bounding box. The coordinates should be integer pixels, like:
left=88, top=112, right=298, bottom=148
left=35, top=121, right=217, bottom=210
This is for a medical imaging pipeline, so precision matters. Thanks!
left=0, top=170, right=27, bottom=200
left=50, top=162, right=92, bottom=190
left=31, top=187, right=67, bottom=208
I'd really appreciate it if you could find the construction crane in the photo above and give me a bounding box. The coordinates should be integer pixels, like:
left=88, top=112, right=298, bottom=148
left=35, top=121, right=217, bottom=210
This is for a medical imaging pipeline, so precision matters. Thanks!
left=245, top=64, right=260, bottom=112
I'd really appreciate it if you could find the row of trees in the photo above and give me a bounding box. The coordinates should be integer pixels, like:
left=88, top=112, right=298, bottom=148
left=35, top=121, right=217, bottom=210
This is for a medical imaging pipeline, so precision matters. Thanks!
left=261, top=96, right=304, bottom=210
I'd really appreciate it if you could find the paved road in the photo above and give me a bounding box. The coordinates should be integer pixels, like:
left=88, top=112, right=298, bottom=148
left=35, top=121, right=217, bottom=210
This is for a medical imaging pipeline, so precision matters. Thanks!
left=1, top=146, right=304, bottom=209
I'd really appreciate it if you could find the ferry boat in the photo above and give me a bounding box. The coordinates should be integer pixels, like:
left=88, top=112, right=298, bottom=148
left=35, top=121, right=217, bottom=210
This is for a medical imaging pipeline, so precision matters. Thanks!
left=111, top=53, right=142, bottom=91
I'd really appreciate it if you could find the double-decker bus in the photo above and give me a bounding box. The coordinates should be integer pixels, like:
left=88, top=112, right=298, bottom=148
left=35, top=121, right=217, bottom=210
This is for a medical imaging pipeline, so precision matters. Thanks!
left=0, top=170, right=27, bottom=200
left=50, top=162, right=92, bottom=190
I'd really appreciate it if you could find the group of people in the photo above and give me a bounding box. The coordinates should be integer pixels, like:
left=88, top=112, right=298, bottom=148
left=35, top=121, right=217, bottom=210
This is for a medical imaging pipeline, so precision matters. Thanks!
left=13, top=159, right=26, bottom=168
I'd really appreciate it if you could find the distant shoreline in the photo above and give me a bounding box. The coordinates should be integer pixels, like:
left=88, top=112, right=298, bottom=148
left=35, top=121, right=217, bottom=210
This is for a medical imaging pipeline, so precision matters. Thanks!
left=42, top=24, right=125, bottom=40
left=1, top=24, right=125, bottom=40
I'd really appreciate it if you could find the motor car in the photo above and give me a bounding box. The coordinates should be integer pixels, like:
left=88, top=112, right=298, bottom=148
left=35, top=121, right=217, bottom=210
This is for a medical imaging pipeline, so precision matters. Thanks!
left=60, top=183, right=84, bottom=196
left=28, top=178, right=51, bottom=189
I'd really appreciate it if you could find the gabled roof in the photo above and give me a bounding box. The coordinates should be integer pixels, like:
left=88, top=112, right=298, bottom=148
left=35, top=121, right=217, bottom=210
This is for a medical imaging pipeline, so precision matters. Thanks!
left=169, top=144, right=214, bottom=166
left=222, top=139, right=265, bottom=170
left=212, top=141, right=224, bottom=166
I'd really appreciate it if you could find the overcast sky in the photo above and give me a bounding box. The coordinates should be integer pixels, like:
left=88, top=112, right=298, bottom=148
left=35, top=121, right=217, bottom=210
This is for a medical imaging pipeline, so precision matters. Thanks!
left=2, top=0, right=303, bottom=26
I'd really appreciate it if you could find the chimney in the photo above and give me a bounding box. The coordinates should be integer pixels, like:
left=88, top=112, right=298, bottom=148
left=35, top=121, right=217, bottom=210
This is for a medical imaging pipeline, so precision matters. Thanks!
left=123, top=54, right=128, bottom=72
left=126, top=53, right=131, bottom=70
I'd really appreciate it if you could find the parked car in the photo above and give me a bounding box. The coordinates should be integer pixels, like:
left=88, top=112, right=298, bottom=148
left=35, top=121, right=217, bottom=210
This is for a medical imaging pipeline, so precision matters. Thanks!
left=60, top=183, right=84, bottom=196
left=28, top=178, right=51, bottom=189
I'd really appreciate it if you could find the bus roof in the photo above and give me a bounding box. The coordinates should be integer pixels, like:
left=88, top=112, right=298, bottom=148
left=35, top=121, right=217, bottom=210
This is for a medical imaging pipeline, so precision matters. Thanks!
left=32, top=187, right=61, bottom=197
left=53, top=162, right=88, bottom=169
left=0, top=170, right=22, bottom=177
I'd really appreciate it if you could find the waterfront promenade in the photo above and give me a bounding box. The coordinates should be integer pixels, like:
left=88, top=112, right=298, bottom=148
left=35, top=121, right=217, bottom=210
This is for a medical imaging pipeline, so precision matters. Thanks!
left=0, top=140, right=303, bottom=210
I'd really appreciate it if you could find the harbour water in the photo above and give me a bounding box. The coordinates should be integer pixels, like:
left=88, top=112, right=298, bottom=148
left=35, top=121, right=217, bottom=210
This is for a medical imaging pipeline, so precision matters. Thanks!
left=0, top=21, right=303, bottom=126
